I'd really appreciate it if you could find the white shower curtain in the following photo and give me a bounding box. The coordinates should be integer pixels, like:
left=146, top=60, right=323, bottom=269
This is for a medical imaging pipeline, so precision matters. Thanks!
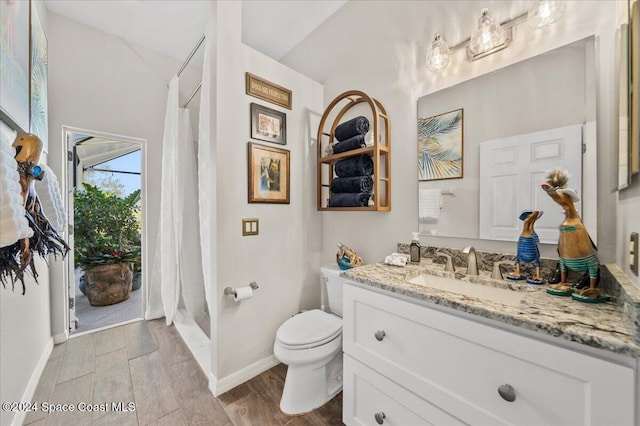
left=152, top=76, right=180, bottom=324
left=151, top=26, right=213, bottom=324
left=176, top=108, right=205, bottom=322
left=198, top=23, right=215, bottom=318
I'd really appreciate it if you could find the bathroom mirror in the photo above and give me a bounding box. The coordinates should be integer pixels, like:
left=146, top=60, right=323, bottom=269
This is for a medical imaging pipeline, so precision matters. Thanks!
left=619, top=0, right=640, bottom=190
left=418, top=37, right=597, bottom=242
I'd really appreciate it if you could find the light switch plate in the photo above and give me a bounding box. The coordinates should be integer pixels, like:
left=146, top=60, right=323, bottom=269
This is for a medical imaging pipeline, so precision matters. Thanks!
left=242, top=218, right=259, bottom=236
left=631, top=232, right=638, bottom=276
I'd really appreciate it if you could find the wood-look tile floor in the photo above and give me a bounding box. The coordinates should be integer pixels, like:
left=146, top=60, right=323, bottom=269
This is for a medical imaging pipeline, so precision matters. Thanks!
left=23, top=319, right=343, bottom=426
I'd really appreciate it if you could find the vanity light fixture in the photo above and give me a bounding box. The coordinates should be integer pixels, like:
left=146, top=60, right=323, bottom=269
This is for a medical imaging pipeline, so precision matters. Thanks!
left=426, top=33, right=450, bottom=72
left=427, top=3, right=567, bottom=73
left=467, top=8, right=513, bottom=61
left=527, top=0, right=567, bottom=29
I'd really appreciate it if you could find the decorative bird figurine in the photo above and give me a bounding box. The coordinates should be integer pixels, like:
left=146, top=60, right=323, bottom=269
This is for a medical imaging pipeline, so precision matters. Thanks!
left=336, top=242, right=363, bottom=270
left=0, top=133, right=69, bottom=293
left=541, top=169, right=603, bottom=302
left=507, top=210, right=544, bottom=284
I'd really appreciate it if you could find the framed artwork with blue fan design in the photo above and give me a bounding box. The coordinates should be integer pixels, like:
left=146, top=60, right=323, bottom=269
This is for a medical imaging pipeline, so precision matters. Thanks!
left=31, top=4, right=48, bottom=152
left=417, top=108, right=464, bottom=181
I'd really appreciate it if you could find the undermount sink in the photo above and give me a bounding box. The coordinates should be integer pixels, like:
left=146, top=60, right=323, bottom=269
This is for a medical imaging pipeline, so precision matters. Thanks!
left=407, top=274, right=524, bottom=307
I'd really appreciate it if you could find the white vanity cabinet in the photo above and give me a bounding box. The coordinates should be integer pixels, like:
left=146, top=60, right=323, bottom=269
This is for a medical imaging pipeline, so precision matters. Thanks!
left=342, top=282, right=637, bottom=426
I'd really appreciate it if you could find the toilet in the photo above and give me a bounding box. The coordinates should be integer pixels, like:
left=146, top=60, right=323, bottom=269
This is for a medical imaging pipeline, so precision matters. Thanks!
left=274, top=264, right=344, bottom=415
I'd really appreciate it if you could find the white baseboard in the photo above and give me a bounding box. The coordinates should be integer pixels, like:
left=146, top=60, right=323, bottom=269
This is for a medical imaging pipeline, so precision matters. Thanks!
left=210, top=354, right=280, bottom=396
left=52, top=332, right=67, bottom=345
left=145, top=308, right=164, bottom=321
left=173, top=309, right=211, bottom=377
left=170, top=310, right=280, bottom=398
left=12, top=338, right=53, bottom=426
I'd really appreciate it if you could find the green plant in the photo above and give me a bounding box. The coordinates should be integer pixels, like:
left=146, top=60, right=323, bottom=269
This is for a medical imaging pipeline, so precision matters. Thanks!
left=74, top=183, right=141, bottom=268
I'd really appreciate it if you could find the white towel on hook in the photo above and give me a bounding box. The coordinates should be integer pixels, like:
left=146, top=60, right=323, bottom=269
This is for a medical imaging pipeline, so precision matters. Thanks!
left=419, top=189, right=442, bottom=221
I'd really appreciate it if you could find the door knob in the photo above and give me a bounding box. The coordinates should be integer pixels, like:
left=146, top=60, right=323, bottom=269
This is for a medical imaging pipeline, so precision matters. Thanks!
left=374, top=411, right=386, bottom=424
left=498, top=384, right=516, bottom=402
left=374, top=330, right=385, bottom=341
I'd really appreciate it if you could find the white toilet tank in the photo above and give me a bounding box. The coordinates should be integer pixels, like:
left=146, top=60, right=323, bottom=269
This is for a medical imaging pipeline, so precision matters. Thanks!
left=320, top=264, right=344, bottom=317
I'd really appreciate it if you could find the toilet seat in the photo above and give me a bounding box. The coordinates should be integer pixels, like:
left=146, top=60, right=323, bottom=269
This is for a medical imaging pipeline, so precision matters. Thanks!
left=276, top=309, right=342, bottom=350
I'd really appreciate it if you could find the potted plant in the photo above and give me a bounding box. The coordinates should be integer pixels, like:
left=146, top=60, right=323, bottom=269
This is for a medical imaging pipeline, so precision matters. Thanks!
left=74, top=183, right=141, bottom=306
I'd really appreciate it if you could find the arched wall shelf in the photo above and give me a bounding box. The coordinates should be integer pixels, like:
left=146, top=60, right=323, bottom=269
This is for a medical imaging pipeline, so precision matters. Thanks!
left=317, top=90, right=391, bottom=211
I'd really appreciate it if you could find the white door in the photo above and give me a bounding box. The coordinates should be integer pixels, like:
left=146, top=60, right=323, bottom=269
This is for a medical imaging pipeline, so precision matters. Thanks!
left=66, top=133, right=76, bottom=333
left=479, top=125, right=582, bottom=243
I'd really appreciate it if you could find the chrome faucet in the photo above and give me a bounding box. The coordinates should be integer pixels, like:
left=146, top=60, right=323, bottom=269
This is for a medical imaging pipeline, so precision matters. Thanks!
left=462, top=246, right=479, bottom=275
left=435, top=252, right=455, bottom=273
left=490, top=260, right=512, bottom=280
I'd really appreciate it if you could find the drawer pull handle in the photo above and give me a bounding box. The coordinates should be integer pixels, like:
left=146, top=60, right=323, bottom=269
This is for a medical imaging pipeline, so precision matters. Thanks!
left=374, top=411, right=386, bottom=424
left=374, top=330, right=386, bottom=341
left=498, top=384, right=516, bottom=402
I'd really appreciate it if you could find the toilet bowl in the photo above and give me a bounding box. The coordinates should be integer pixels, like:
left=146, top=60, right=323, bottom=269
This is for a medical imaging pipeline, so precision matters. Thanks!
left=274, top=264, right=344, bottom=415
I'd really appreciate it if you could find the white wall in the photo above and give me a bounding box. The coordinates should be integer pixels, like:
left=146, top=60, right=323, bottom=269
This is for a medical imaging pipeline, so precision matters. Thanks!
left=283, top=1, right=626, bottom=266
left=1, top=5, right=53, bottom=426
left=0, top=263, right=52, bottom=426
left=210, top=1, right=324, bottom=380
left=618, top=177, right=640, bottom=285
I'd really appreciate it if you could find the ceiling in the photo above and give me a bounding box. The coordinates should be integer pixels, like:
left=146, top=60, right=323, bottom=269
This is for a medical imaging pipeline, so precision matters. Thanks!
left=44, top=0, right=347, bottom=64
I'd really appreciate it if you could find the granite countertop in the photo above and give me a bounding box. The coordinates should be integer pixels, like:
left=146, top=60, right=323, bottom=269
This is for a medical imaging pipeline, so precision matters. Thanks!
left=342, top=259, right=640, bottom=359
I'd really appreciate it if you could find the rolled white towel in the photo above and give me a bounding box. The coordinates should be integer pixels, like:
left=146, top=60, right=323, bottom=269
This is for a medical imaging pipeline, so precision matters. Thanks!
left=34, top=164, right=67, bottom=233
left=0, top=126, right=32, bottom=248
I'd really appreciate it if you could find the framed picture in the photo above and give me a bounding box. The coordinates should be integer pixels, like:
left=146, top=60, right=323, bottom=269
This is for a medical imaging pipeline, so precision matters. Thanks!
left=251, top=102, right=286, bottom=145
left=31, top=5, right=48, bottom=151
left=246, top=72, right=292, bottom=109
left=0, top=0, right=31, bottom=132
left=248, top=142, right=290, bottom=204
left=417, top=108, right=464, bottom=181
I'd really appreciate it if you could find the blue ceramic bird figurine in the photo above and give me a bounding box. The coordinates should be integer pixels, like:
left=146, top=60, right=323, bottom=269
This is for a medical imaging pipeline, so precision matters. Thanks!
left=507, top=210, right=544, bottom=284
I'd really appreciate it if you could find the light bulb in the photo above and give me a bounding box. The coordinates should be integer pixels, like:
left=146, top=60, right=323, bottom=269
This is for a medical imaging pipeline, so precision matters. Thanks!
left=528, top=0, right=567, bottom=29
left=470, top=8, right=501, bottom=54
left=426, top=33, right=450, bottom=72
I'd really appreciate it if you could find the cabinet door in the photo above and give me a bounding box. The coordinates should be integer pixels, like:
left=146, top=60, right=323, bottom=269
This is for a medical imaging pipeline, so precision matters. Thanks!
left=343, top=284, right=636, bottom=426
left=344, top=355, right=467, bottom=426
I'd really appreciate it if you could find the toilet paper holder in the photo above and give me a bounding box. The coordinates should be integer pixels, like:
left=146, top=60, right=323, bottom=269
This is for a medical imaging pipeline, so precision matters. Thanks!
left=224, top=281, right=259, bottom=297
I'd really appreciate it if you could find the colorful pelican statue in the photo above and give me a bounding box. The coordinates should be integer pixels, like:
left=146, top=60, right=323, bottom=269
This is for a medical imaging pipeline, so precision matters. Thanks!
left=541, top=169, right=603, bottom=302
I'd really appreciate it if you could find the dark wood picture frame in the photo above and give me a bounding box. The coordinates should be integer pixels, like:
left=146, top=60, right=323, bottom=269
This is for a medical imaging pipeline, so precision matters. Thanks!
left=250, top=103, right=287, bottom=145
left=246, top=72, right=292, bottom=109
left=248, top=142, right=290, bottom=204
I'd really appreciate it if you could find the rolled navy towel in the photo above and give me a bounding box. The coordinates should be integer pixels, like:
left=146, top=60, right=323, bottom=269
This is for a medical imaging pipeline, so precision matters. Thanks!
left=329, top=192, right=371, bottom=207
left=330, top=176, right=373, bottom=194
left=334, top=116, right=369, bottom=141
left=334, top=155, right=373, bottom=177
left=332, top=134, right=366, bottom=154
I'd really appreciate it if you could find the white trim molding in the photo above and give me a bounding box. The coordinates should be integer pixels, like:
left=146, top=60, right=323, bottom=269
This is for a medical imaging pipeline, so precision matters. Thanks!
left=210, top=355, right=280, bottom=396
left=11, top=338, right=53, bottom=426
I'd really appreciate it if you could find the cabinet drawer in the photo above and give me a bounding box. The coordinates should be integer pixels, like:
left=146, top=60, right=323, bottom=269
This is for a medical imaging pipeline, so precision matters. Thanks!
left=344, top=355, right=466, bottom=426
left=344, top=283, right=635, bottom=426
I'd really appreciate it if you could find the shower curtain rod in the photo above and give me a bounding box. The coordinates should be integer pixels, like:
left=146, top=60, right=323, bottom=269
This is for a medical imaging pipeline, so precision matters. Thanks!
left=182, top=82, right=202, bottom=108
left=177, top=34, right=205, bottom=77
left=177, top=33, right=205, bottom=108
